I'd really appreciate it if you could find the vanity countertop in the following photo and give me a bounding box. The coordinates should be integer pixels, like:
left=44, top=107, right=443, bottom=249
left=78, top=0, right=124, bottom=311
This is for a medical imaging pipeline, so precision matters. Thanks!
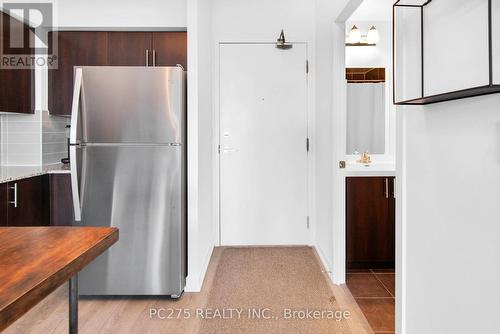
left=340, top=162, right=396, bottom=177
left=0, top=164, right=71, bottom=184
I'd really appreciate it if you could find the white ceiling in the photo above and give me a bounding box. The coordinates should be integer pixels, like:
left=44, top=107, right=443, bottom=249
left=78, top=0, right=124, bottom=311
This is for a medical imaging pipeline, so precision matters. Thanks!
left=348, top=0, right=393, bottom=22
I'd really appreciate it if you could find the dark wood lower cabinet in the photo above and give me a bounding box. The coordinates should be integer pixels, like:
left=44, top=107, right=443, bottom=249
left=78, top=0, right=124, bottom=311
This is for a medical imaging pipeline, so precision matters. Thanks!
left=49, top=174, right=74, bottom=226
left=0, top=174, right=74, bottom=227
left=6, top=176, right=49, bottom=227
left=0, top=183, right=8, bottom=226
left=346, top=177, right=395, bottom=270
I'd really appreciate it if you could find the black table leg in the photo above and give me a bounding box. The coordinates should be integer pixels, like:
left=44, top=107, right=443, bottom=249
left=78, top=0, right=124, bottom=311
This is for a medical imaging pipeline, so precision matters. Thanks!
left=69, top=274, right=78, bottom=334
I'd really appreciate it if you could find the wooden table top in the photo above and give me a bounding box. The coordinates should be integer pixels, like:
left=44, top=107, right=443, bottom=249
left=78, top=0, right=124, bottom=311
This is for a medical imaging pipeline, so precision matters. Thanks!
left=0, top=227, right=118, bottom=332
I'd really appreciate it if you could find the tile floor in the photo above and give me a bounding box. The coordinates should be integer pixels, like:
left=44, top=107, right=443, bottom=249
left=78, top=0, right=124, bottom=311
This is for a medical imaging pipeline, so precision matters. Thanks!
left=346, top=269, right=395, bottom=334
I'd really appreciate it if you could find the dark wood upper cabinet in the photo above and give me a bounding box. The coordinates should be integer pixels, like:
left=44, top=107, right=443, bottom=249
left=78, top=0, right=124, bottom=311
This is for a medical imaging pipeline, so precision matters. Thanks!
left=6, top=176, right=49, bottom=227
left=152, top=32, right=187, bottom=69
left=48, top=31, right=108, bottom=116
left=48, top=31, right=187, bottom=116
left=0, top=11, right=34, bottom=114
left=107, top=32, right=152, bottom=66
left=346, top=177, right=395, bottom=270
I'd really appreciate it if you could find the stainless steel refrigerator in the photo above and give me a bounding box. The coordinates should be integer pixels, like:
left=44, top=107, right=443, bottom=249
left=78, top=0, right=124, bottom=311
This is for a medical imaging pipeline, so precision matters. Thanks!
left=69, top=66, right=186, bottom=297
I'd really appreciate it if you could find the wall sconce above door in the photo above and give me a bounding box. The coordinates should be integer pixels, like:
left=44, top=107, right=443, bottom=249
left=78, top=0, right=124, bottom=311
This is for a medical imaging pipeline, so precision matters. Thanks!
left=346, top=25, right=379, bottom=46
left=276, top=29, right=293, bottom=50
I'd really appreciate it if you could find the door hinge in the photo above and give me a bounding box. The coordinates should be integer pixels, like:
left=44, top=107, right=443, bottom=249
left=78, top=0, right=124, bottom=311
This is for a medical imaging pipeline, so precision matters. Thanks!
left=306, top=138, right=310, bottom=152
left=306, top=60, right=309, bottom=74
left=218, top=145, right=221, bottom=154
left=307, top=216, right=310, bottom=229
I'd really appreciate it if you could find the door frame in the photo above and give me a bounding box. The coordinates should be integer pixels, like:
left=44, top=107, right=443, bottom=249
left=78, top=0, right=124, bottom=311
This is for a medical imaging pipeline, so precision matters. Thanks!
left=333, top=1, right=405, bottom=333
left=214, top=41, right=314, bottom=247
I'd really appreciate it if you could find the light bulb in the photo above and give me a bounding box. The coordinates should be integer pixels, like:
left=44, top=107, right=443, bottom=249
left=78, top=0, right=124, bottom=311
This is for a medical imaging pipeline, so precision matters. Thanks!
left=349, top=25, right=361, bottom=44
left=367, top=26, right=379, bottom=44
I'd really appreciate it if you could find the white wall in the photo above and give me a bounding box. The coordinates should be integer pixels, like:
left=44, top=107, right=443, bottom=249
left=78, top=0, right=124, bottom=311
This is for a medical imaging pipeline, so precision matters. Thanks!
left=211, top=0, right=315, bottom=42
left=53, top=0, right=186, bottom=28
left=314, top=0, right=351, bottom=279
left=185, top=0, right=216, bottom=292
left=397, top=1, right=500, bottom=332
left=400, top=97, right=500, bottom=334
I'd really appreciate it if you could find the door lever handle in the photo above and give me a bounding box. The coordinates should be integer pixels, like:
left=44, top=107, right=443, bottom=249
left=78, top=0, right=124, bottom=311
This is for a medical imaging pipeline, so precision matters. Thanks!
left=220, top=147, right=238, bottom=153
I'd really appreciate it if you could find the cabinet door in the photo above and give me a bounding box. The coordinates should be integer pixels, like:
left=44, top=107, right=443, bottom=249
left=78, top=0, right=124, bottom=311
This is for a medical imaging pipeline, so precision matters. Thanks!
left=7, top=176, right=49, bottom=227
left=48, top=31, right=108, bottom=116
left=49, top=174, right=74, bottom=226
left=0, top=11, right=34, bottom=114
left=107, top=32, right=152, bottom=66
left=346, top=177, right=395, bottom=269
left=152, top=32, right=187, bottom=69
left=0, top=183, right=8, bottom=226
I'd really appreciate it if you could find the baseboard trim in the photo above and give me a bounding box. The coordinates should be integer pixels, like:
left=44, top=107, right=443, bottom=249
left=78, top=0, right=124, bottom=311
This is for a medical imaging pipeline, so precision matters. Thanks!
left=185, top=244, right=214, bottom=292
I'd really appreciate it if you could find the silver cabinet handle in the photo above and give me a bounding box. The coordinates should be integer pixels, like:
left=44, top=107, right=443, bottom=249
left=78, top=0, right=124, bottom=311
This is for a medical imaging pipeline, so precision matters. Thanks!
left=384, top=178, right=389, bottom=199
left=152, top=50, right=156, bottom=66
left=9, top=183, right=18, bottom=208
left=392, top=178, right=396, bottom=199
left=145, top=49, right=150, bottom=66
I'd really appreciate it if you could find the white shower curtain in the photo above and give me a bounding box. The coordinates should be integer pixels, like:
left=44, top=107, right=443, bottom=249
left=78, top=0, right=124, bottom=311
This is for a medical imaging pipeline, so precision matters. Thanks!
left=346, top=82, right=386, bottom=155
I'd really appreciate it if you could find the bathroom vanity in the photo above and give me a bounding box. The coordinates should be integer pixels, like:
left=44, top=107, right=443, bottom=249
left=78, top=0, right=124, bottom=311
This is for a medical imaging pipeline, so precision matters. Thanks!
left=346, top=175, right=395, bottom=269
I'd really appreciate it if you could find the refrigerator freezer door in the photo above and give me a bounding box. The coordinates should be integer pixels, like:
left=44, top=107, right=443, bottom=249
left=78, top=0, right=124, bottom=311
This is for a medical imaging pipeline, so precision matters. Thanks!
left=76, top=66, right=185, bottom=145
left=76, top=145, right=186, bottom=296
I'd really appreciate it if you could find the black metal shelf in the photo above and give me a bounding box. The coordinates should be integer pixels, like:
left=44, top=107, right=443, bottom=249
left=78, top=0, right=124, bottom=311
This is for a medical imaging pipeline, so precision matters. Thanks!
left=392, top=0, right=498, bottom=105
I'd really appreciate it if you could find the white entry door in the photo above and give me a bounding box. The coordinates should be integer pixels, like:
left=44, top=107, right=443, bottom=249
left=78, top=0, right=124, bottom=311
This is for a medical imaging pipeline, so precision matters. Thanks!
left=219, top=43, right=309, bottom=246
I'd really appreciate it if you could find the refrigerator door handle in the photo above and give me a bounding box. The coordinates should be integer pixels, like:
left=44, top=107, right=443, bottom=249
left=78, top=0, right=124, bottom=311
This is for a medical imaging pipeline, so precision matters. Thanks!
left=70, top=145, right=82, bottom=221
left=70, top=68, right=83, bottom=221
left=70, top=68, right=83, bottom=145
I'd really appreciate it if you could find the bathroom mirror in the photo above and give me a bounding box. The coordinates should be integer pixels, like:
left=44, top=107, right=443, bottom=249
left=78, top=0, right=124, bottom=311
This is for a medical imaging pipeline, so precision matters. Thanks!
left=345, top=68, right=386, bottom=155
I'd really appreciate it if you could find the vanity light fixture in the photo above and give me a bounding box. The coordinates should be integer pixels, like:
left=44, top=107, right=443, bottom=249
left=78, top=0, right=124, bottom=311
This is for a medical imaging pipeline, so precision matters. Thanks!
left=346, top=25, right=377, bottom=46
left=348, top=25, right=361, bottom=44
left=367, top=26, right=379, bottom=44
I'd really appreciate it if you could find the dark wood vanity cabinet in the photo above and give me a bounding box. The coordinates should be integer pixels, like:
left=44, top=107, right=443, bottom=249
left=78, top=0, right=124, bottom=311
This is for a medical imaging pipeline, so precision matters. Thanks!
left=48, top=31, right=187, bottom=116
left=0, top=11, right=35, bottom=114
left=2, top=176, right=49, bottom=227
left=346, top=177, right=395, bottom=269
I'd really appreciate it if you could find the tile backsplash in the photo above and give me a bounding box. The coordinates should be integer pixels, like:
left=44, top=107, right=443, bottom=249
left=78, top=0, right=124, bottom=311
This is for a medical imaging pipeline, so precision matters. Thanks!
left=0, top=111, right=69, bottom=166
left=42, top=112, right=69, bottom=165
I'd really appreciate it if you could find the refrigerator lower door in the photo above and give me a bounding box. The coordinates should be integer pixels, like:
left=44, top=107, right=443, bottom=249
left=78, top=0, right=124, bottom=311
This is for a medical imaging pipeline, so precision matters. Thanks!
left=75, top=145, right=186, bottom=296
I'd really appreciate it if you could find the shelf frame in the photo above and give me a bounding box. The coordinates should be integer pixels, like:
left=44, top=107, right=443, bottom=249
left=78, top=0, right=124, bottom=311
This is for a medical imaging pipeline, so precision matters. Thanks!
left=392, top=0, right=499, bottom=105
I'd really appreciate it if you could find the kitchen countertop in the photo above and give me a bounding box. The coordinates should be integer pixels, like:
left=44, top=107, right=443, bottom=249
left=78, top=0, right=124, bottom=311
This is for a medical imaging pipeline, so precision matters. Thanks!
left=0, top=164, right=71, bottom=184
